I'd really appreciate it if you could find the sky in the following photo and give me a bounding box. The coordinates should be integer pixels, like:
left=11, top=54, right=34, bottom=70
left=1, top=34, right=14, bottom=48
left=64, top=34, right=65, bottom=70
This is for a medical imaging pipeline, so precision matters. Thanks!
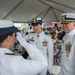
left=14, top=23, right=22, bottom=27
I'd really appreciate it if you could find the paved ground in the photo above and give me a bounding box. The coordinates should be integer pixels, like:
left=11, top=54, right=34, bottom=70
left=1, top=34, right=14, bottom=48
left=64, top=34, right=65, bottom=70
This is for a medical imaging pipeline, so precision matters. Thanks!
left=50, top=65, right=61, bottom=75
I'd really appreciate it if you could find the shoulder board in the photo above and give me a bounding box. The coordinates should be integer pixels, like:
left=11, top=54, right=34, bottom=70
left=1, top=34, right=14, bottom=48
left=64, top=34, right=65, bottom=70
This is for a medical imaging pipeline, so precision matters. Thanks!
left=5, top=53, right=15, bottom=55
left=5, top=53, right=21, bottom=56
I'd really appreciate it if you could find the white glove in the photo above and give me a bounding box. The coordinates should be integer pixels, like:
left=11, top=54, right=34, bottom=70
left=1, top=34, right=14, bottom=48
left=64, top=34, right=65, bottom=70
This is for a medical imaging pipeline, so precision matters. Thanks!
left=16, top=32, right=29, bottom=48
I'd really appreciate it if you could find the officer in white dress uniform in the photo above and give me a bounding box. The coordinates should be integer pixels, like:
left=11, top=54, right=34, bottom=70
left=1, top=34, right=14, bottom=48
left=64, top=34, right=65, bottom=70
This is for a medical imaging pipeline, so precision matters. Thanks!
left=24, top=18, right=53, bottom=75
left=60, top=13, right=75, bottom=75
left=0, top=20, right=48, bottom=75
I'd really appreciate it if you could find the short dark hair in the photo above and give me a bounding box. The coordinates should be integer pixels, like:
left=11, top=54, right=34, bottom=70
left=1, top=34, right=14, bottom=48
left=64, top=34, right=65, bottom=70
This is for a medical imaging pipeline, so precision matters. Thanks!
left=57, top=31, right=65, bottom=40
left=0, top=33, right=14, bottom=44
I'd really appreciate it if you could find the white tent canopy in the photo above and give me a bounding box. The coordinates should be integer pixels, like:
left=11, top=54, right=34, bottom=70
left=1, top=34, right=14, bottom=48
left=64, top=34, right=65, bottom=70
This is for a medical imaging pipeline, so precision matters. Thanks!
left=0, top=0, right=75, bottom=23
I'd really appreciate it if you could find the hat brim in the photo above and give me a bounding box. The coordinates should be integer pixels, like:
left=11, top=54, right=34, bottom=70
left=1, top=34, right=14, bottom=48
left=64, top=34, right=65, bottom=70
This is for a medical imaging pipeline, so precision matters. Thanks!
left=32, top=23, right=42, bottom=26
left=61, top=20, right=75, bottom=24
left=0, top=26, right=20, bottom=36
left=31, top=20, right=42, bottom=26
left=61, top=21, right=70, bottom=24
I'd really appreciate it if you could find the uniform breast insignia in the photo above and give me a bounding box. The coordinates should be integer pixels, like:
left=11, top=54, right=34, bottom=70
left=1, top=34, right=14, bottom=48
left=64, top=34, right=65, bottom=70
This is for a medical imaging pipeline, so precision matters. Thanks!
left=42, top=39, right=48, bottom=46
left=65, top=42, right=72, bottom=57
left=29, top=37, right=34, bottom=42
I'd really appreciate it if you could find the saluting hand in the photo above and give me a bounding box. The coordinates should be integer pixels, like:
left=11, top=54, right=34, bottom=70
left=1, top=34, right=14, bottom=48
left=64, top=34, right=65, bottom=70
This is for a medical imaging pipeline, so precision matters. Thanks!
left=16, top=32, right=29, bottom=48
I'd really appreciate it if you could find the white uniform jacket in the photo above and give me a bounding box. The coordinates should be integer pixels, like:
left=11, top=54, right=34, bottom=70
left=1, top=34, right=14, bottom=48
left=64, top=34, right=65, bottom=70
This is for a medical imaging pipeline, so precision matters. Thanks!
left=24, top=31, right=53, bottom=71
left=61, top=29, right=75, bottom=75
left=0, top=44, right=48, bottom=75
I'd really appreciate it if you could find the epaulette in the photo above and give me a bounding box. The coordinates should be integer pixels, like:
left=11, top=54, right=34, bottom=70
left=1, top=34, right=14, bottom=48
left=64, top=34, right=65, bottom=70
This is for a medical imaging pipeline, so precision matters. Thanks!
left=5, top=53, right=15, bottom=55
left=5, top=53, right=21, bottom=56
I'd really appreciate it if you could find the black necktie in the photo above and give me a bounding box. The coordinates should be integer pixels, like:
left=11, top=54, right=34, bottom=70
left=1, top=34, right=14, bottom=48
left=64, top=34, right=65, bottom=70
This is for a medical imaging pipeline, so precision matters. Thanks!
left=37, top=35, right=39, bottom=37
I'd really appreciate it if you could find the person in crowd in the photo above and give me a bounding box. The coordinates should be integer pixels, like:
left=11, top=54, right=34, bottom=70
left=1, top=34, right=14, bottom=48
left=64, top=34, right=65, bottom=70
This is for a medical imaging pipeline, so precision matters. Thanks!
left=51, top=31, right=57, bottom=43
left=60, top=13, right=75, bottom=75
left=24, top=17, right=53, bottom=75
left=53, top=41, right=61, bottom=65
left=57, top=31, right=65, bottom=40
left=0, top=20, right=48, bottom=75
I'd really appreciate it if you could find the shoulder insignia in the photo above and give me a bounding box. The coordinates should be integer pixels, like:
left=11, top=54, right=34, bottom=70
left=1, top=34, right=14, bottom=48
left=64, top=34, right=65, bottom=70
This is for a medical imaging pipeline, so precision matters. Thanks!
left=5, top=53, right=21, bottom=56
left=5, top=53, right=15, bottom=55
